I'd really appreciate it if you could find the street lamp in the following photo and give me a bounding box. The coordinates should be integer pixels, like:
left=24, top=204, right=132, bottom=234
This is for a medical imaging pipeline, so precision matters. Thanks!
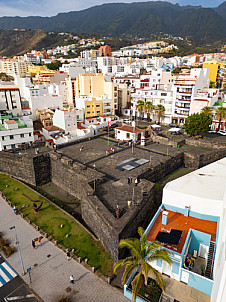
left=9, top=226, right=25, bottom=275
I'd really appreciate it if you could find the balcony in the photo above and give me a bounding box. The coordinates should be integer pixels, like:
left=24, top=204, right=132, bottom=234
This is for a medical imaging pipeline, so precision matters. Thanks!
left=175, top=105, right=190, bottom=110
left=174, top=111, right=189, bottom=117
left=177, top=99, right=191, bottom=103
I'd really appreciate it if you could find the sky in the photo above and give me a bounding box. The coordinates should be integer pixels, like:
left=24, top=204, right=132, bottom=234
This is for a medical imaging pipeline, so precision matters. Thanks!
left=0, top=0, right=224, bottom=17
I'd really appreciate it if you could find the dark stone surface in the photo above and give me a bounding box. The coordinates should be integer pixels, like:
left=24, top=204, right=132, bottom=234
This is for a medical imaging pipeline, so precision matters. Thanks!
left=1, top=133, right=226, bottom=261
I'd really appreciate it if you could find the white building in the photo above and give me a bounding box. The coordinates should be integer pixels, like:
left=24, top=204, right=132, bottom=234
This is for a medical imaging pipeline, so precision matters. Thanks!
left=172, top=68, right=210, bottom=124
left=0, top=117, right=34, bottom=151
left=131, top=87, right=173, bottom=124
left=52, top=109, right=77, bottom=135
left=0, top=84, right=22, bottom=116
left=142, top=157, right=226, bottom=302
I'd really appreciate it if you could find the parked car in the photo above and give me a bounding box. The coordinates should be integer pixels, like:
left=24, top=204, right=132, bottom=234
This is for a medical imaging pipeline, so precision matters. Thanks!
left=208, top=130, right=216, bottom=134
left=218, top=130, right=226, bottom=136
left=123, top=119, right=132, bottom=124
left=169, top=123, right=179, bottom=128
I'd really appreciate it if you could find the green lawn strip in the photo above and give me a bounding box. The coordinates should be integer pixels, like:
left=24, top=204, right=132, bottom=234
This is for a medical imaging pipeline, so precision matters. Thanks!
left=0, top=174, right=113, bottom=276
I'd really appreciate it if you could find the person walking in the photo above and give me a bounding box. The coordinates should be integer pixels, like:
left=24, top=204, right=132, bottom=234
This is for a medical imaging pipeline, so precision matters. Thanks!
left=38, top=237, right=42, bottom=246
left=135, top=178, right=138, bottom=186
left=31, top=240, right=36, bottom=249
left=66, top=250, right=71, bottom=261
left=13, top=206, right=17, bottom=214
left=70, top=275, right=74, bottom=284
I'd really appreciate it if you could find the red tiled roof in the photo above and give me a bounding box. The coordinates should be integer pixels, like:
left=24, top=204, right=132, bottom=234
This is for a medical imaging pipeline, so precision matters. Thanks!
left=115, top=125, right=144, bottom=134
left=4, top=120, right=16, bottom=124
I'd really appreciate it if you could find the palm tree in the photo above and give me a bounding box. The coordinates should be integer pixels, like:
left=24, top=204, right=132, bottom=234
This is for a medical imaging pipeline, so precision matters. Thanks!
left=215, top=107, right=226, bottom=130
left=201, top=106, right=212, bottom=117
left=136, top=100, right=144, bottom=121
left=144, top=101, right=153, bottom=122
left=114, top=227, right=172, bottom=301
left=154, top=104, right=165, bottom=124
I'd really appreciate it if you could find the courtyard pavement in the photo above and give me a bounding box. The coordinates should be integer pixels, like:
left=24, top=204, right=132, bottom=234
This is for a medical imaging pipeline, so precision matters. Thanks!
left=0, top=197, right=129, bottom=302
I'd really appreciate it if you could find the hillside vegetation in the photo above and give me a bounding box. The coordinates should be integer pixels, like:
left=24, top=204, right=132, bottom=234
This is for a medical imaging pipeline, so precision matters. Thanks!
left=0, top=1, right=225, bottom=44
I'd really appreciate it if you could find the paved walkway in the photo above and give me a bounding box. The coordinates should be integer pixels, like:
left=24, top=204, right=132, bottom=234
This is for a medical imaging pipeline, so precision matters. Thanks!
left=0, top=197, right=129, bottom=302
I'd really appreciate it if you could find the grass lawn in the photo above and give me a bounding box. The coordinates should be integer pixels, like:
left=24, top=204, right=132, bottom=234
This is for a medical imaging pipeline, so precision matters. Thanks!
left=0, top=174, right=113, bottom=276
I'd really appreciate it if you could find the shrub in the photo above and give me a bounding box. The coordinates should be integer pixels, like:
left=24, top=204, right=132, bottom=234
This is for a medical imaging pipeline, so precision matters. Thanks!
left=58, top=296, right=71, bottom=302
left=4, top=245, right=14, bottom=256
left=0, top=238, right=8, bottom=249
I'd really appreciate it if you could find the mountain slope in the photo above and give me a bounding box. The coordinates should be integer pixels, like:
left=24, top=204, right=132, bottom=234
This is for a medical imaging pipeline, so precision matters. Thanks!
left=0, top=1, right=225, bottom=44
left=0, top=29, right=47, bottom=56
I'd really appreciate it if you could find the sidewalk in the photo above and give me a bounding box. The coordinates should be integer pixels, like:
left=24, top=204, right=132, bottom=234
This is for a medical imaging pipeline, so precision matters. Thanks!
left=0, top=197, right=129, bottom=302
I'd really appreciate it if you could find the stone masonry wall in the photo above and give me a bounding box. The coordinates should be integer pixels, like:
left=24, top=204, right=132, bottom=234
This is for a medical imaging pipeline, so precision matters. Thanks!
left=81, top=180, right=155, bottom=262
left=184, top=149, right=226, bottom=169
left=50, top=153, right=104, bottom=199
left=138, top=153, right=184, bottom=182
left=0, top=152, right=36, bottom=185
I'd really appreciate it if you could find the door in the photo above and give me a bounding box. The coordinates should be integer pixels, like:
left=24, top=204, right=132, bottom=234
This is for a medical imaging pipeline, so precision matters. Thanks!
left=199, top=244, right=209, bottom=259
left=181, top=270, right=189, bottom=284
left=162, top=261, right=171, bottom=276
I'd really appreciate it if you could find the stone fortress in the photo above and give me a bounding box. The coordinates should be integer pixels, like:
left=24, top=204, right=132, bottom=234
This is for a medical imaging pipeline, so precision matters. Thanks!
left=1, top=127, right=226, bottom=262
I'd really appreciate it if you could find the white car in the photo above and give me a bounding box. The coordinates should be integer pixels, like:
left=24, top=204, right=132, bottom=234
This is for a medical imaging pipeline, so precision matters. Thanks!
left=208, top=130, right=216, bottom=134
left=218, top=130, right=226, bottom=136
left=123, top=119, right=132, bottom=124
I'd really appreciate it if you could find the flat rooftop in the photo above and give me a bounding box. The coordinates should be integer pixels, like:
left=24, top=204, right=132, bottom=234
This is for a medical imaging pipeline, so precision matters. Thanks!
left=59, top=133, right=181, bottom=181
left=147, top=210, right=217, bottom=253
left=58, top=133, right=181, bottom=215
left=164, top=157, right=226, bottom=203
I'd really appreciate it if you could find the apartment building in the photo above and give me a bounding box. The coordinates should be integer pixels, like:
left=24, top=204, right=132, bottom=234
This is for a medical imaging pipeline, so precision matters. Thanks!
left=171, top=68, right=209, bottom=125
left=0, top=115, right=34, bottom=151
left=135, top=158, right=226, bottom=302
left=0, top=85, right=22, bottom=116
left=203, top=62, right=221, bottom=83
left=131, top=87, right=173, bottom=124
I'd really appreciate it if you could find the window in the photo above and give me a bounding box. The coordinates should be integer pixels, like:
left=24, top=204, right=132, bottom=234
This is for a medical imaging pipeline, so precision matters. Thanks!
left=87, top=105, right=90, bottom=108
left=3, top=146, right=6, bottom=150
left=87, top=111, right=90, bottom=114
left=29, top=133, right=32, bottom=137
left=96, top=105, right=100, bottom=107
left=2, top=136, right=4, bottom=141
left=10, top=135, right=14, bottom=140
left=20, top=134, right=24, bottom=138
left=126, top=133, right=130, bottom=139
left=11, top=144, right=15, bottom=149
left=97, top=111, right=100, bottom=114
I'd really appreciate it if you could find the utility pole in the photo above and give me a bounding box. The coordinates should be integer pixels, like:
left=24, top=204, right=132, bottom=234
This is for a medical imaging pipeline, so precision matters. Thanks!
left=9, top=226, right=25, bottom=275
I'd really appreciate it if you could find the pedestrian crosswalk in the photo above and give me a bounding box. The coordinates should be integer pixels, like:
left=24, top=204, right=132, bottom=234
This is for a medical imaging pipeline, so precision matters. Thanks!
left=0, top=261, right=17, bottom=287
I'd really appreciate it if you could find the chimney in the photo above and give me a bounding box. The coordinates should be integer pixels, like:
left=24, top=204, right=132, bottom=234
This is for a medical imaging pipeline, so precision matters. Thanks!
left=184, top=206, right=190, bottom=217
left=162, top=211, right=169, bottom=225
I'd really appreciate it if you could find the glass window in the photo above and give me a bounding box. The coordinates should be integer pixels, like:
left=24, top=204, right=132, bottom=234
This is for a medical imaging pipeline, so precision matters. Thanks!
left=10, top=135, right=14, bottom=140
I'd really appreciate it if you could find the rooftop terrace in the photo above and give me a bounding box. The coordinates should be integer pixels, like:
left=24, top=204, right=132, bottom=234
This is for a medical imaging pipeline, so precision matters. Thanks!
left=147, top=210, right=217, bottom=253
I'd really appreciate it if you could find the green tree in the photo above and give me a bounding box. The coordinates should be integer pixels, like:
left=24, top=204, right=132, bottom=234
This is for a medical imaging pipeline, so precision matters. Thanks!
left=46, top=61, right=62, bottom=70
left=154, top=104, right=165, bottom=124
left=201, top=106, right=212, bottom=117
left=215, top=107, right=226, bottom=131
left=144, top=101, right=153, bottom=122
left=172, top=67, right=181, bottom=74
left=185, top=112, right=212, bottom=136
left=136, top=100, right=144, bottom=121
left=114, top=227, right=172, bottom=301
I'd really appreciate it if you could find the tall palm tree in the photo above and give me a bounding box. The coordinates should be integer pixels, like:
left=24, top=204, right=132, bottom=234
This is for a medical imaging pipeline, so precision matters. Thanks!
left=144, top=101, right=153, bottom=122
left=215, top=106, right=226, bottom=131
left=154, top=104, right=165, bottom=124
left=136, top=100, right=144, bottom=121
left=201, top=106, right=212, bottom=117
left=114, top=227, right=172, bottom=301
